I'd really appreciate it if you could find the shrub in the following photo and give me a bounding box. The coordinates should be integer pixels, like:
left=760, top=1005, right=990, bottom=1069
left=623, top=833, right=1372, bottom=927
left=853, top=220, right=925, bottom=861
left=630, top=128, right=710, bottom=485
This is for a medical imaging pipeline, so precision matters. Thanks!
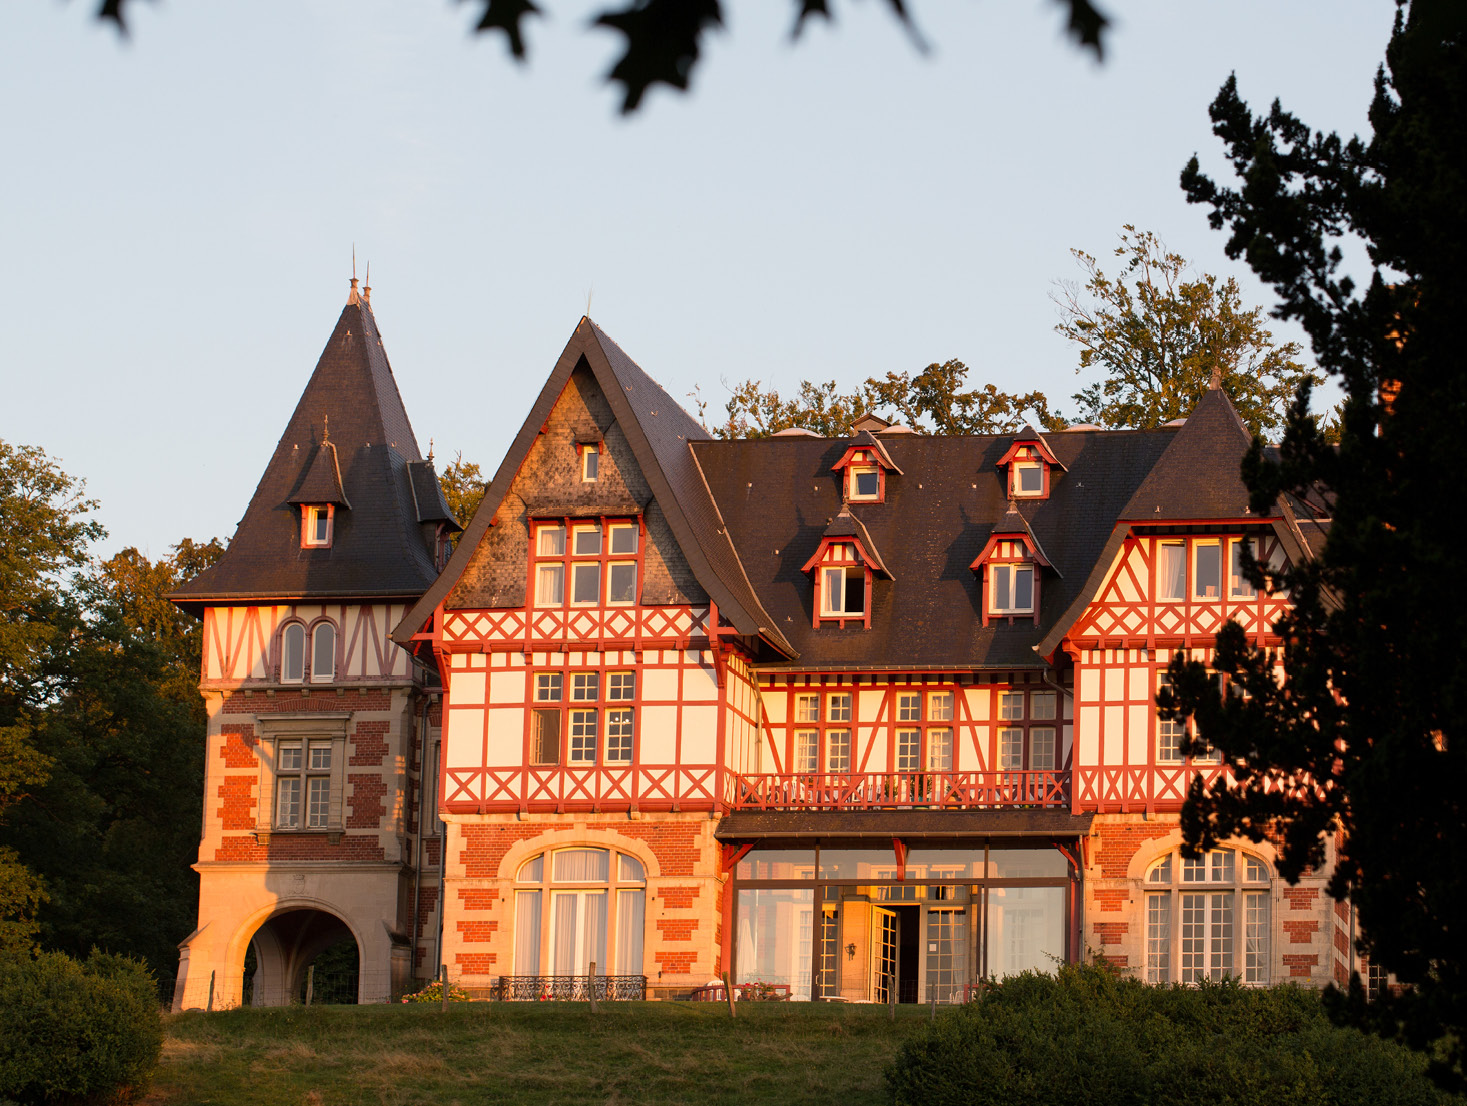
left=885, top=962, right=1456, bottom=1106
left=399, top=978, right=470, bottom=1003
left=0, top=949, right=162, bottom=1105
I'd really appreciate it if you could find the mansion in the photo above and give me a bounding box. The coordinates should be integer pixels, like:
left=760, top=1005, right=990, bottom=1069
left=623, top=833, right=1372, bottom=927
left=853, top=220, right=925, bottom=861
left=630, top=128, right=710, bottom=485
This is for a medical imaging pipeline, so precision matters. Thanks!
left=170, top=283, right=1345, bottom=1008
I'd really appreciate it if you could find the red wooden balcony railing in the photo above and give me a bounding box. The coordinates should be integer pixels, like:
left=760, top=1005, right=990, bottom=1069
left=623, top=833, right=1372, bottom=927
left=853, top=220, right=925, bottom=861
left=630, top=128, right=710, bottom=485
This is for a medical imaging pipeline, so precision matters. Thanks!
left=726, top=770, right=1070, bottom=812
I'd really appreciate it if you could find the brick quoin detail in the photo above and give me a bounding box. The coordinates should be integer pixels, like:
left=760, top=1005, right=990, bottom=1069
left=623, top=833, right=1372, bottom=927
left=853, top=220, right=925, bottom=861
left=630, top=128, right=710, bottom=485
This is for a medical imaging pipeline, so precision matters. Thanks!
left=459, top=888, right=501, bottom=910
left=660, top=885, right=701, bottom=909
left=1283, top=953, right=1319, bottom=978
left=1102, top=954, right=1129, bottom=969
left=222, top=689, right=394, bottom=714
left=655, top=951, right=694, bottom=974
left=350, top=721, right=389, bottom=767
left=1095, top=824, right=1171, bottom=879
left=457, top=953, right=496, bottom=972
left=457, top=920, right=498, bottom=943
left=219, top=725, right=259, bottom=768
left=1092, top=921, right=1128, bottom=946
left=347, top=773, right=387, bottom=828
left=1093, top=888, right=1127, bottom=912
left=1335, top=899, right=1350, bottom=921
left=1283, top=888, right=1320, bottom=911
left=1335, top=929, right=1350, bottom=954
left=217, top=776, right=256, bottom=830
left=1283, top=919, right=1319, bottom=945
left=657, top=918, right=697, bottom=942
left=213, top=833, right=386, bottom=862
left=426, top=838, right=442, bottom=867
left=618, top=822, right=701, bottom=876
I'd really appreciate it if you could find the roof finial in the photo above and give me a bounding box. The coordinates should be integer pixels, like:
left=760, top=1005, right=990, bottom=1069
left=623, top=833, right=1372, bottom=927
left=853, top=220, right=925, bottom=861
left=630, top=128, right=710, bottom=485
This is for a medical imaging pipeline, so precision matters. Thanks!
left=427, top=437, right=434, bottom=463
left=349, top=246, right=360, bottom=304
left=1208, top=361, right=1223, bottom=391
left=363, top=261, right=371, bottom=305
left=322, top=414, right=330, bottom=443
left=586, top=286, right=593, bottom=319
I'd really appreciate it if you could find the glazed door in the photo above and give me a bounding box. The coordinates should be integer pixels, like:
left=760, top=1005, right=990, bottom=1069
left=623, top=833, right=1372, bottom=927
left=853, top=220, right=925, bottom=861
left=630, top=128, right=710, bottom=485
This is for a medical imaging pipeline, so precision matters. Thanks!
left=871, top=907, right=898, bottom=1003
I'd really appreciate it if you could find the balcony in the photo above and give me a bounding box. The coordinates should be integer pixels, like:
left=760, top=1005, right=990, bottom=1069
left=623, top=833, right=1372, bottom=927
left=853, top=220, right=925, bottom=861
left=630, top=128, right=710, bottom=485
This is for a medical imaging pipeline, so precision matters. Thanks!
left=726, top=770, right=1070, bottom=812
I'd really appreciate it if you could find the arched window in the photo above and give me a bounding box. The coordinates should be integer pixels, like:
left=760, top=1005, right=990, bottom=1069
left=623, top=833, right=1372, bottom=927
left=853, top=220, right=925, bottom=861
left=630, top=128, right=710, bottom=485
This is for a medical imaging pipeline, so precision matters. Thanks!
left=1145, top=847, right=1271, bottom=985
left=280, top=623, right=306, bottom=684
left=513, top=847, right=646, bottom=977
left=311, top=622, right=336, bottom=683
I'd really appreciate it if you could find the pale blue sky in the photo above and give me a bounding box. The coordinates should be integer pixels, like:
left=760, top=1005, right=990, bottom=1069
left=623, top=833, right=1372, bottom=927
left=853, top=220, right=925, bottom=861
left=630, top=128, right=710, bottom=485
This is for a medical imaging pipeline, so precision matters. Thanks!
left=1, top=1, right=1389, bottom=560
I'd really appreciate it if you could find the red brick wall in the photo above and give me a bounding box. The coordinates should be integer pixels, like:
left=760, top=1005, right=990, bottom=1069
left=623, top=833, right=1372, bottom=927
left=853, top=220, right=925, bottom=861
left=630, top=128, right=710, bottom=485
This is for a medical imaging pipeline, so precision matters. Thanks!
left=1283, top=919, right=1319, bottom=945
left=618, top=823, right=700, bottom=876
left=660, top=885, right=701, bottom=909
left=657, top=918, right=697, bottom=942
left=220, top=725, right=258, bottom=767
left=346, top=773, right=387, bottom=828
left=1095, top=823, right=1171, bottom=879
left=214, top=834, right=386, bottom=862
left=217, top=776, right=256, bottom=831
left=222, top=690, right=394, bottom=713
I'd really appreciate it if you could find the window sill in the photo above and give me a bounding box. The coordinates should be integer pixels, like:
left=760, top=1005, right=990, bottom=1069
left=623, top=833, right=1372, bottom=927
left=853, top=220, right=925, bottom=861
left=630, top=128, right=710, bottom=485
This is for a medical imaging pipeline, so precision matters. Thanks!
left=255, top=828, right=344, bottom=846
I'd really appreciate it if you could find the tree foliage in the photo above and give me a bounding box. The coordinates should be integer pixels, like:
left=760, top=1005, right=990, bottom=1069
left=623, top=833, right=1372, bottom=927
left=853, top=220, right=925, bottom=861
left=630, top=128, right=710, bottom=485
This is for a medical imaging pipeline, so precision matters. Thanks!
left=438, top=452, right=486, bottom=537
left=1164, top=0, right=1467, bottom=1084
left=709, top=360, right=1066, bottom=439
left=86, top=0, right=1110, bottom=115
left=1055, top=225, right=1318, bottom=437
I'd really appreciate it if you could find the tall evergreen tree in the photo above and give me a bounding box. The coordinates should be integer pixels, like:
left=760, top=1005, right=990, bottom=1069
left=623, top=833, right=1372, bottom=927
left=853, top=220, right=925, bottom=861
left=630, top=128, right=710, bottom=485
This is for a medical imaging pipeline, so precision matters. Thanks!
left=1164, top=0, right=1467, bottom=1084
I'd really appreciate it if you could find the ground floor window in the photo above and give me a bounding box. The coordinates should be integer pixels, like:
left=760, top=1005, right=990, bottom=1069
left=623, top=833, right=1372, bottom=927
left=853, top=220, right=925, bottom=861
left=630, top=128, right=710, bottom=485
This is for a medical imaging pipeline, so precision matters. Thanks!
left=733, top=841, right=1073, bottom=1003
left=513, top=846, right=646, bottom=976
left=1144, top=847, right=1271, bottom=984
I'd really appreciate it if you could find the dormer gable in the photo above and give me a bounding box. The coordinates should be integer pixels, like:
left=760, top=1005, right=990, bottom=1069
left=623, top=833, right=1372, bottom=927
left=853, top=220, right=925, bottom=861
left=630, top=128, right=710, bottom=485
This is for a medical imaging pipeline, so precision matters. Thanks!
left=970, top=503, right=1059, bottom=626
left=801, top=506, right=893, bottom=629
left=831, top=430, right=903, bottom=504
left=995, top=425, right=1065, bottom=500
left=287, top=428, right=351, bottom=549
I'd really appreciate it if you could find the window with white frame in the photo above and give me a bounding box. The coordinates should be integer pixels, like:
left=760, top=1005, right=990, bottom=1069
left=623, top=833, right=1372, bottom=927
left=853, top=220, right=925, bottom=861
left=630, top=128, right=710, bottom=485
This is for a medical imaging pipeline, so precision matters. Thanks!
left=301, top=505, right=333, bottom=548
left=514, top=846, right=647, bottom=976
left=990, top=563, right=1034, bottom=615
left=1229, top=537, right=1258, bottom=598
left=532, top=669, right=637, bottom=767
left=310, top=622, right=336, bottom=683
left=1193, top=541, right=1223, bottom=599
left=279, top=620, right=335, bottom=684
left=848, top=465, right=880, bottom=501
left=1013, top=461, right=1044, bottom=497
left=890, top=690, right=956, bottom=772
left=1158, top=542, right=1187, bottom=601
left=1155, top=671, right=1220, bottom=764
left=280, top=622, right=306, bottom=683
left=254, top=714, right=349, bottom=837
left=581, top=443, right=600, bottom=482
left=997, top=689, right=1058, bottom=771
left=533, top=520, right=639, bottom=608
left=1145, top=848, right=1271, bottom=984
left=820, top=564, right=865, bottom=618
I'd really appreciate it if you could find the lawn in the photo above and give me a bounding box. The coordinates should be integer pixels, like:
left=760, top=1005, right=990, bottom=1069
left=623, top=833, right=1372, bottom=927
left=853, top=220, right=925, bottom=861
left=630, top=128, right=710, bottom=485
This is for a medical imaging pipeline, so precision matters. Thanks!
left=146, top=1001, right=933, bottom=1106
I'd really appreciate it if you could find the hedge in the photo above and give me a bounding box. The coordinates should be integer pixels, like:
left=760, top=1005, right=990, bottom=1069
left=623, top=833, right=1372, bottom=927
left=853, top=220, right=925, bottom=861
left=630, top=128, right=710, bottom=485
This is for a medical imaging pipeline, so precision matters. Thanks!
left=0, top=950, right=162, bottom=1105
left=886, top=962, right=1460, bottom=1106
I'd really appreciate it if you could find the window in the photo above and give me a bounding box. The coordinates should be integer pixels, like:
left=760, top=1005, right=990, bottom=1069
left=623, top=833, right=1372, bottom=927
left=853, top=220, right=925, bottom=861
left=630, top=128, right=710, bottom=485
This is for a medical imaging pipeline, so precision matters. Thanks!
left=255, top=715, right=348, bottom=838
left=581, top=443, right=599, bottom=482
left=514, top=846, right=647, bottom=977
left=535, top=525, right=566, bottom=606
left=280, top=622, right=305, bottom=683
left=990, top=563, right=1034, bottom=615
left=849, top=465, right=880, bottom=500
left=888, top=689, right=960, bottom=773
left=301, top=505, right=333, bottom=548
left=310, top=622, right=336, bottom=683
left=532, top=669, right=637, bottom=766
left=534, top=520, right=639, bottom=608
left=1194, top=541, right=1222, bottom=599
left=1146, top=848, right=1271, bottom=984
left=820, top=565, right=865, bottom=617
left=1013, top=461, right=1044, bottom=497
left=1156, top=672, right=1218, bottom=764
left=1159, top=542, right=1186, bottom=601
left=1230, top=538, right=1257, bottom=598
left=996, top=689, right=1059, bottom=771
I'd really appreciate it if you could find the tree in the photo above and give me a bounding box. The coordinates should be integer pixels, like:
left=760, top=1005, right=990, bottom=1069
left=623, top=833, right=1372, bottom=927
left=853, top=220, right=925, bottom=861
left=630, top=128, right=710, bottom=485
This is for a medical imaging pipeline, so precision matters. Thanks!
left=0, top=440, right=102, bottom=954
left=709, top=360, right=1066, bottom=439
left=1164, top=0, right=1467, bottom=1084
left=438, top=453, right=486, bottom=536
left=87, top=0, right=1111, bottom=114
left=1054, top=225, right=1319, bottom=437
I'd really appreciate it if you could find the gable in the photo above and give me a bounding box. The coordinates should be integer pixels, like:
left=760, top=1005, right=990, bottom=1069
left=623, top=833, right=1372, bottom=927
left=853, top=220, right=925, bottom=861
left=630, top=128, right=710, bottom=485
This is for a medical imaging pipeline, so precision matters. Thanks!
left=446, top=362, right=704, bottom=609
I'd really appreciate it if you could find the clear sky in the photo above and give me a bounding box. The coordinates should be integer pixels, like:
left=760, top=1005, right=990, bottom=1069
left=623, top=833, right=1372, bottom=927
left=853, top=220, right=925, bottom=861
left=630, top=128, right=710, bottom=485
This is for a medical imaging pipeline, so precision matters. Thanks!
left=1, top=1, right=1390, bottom=561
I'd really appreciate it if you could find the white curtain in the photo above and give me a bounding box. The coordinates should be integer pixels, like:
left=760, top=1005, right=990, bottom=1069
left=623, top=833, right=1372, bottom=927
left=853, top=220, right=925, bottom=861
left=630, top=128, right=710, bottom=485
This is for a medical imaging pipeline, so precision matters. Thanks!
left=552, top=894, right=579, bottom=974
left=553, top=848, right=609, bottom=882
left=515, top=891, right=541, bottom=975
left=617, top=890, right=645, bottom=974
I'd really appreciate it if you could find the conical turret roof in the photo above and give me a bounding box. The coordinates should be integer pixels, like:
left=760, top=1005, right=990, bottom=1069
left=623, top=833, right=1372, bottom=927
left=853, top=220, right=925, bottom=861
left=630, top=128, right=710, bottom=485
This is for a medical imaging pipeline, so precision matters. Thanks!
left=173, top=284, right=455, bottom=607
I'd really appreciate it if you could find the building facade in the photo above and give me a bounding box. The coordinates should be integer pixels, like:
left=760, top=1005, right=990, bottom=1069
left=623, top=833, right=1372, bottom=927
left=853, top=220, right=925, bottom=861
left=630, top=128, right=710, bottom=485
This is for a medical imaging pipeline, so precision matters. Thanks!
left=175, top=293, right=1348, bottom=1007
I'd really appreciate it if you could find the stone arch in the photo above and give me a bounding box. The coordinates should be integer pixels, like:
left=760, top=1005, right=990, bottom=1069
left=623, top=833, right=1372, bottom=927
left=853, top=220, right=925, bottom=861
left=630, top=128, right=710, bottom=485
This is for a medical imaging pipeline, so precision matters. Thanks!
left=1124, top=830, right=1279, bottom=883
left=497, top=825, right=662, bottom=882
left=230, top=898, right=364, bottom=1007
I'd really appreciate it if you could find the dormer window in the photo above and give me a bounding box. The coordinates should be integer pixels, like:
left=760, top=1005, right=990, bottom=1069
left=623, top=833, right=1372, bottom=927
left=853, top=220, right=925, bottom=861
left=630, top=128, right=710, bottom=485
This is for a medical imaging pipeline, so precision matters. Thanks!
left=972, top=525, right=1055, bottom=626
left=802, top=515, right=891, bottom=629
left=302, top=505, right=334, bottom=548
left=996, top=430, right=1063, bottom=501
left=821, top=564, right=866, bottom=618
left=582, top=443, right=600, bottom=482
left=831, top=434, right=902, bottom=505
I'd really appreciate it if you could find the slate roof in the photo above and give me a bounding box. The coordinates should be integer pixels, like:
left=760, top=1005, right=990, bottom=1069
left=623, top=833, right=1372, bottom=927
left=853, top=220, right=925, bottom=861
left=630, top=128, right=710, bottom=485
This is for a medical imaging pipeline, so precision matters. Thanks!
left=692, top=427, right=1180, bottom=670
left=173, top=287, right=453, bottom=608
left=394, top=319, right=794, bottom=657
left=1118, top=387, right=1260, bottom=521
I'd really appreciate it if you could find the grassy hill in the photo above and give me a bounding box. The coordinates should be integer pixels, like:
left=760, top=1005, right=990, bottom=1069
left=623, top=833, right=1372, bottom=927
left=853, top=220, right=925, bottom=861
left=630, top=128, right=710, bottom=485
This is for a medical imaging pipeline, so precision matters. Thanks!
left=147, top=1001, right=932, bottom=1106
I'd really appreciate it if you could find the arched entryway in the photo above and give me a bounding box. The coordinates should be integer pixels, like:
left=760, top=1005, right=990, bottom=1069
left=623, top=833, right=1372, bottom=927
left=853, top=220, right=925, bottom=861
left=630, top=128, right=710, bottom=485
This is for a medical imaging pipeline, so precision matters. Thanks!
left=243, top=907, right=361, bottom=1006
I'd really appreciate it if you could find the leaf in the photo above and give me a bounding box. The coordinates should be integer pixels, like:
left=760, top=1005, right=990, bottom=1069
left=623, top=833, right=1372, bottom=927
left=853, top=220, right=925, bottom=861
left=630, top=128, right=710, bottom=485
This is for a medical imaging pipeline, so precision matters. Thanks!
left=594, top=0, right=724, bottom=114
left=463, top=0, right=542, bottom=59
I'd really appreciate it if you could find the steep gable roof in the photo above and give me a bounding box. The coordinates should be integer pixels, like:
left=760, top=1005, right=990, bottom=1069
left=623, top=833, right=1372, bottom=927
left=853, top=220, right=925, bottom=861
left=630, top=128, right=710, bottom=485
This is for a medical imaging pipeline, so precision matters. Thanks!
left=393, top=318, right=794, bottom=658
left=1119, top=387, right=1261, bottom=521
left=173, top=285, right=449, bottom=608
